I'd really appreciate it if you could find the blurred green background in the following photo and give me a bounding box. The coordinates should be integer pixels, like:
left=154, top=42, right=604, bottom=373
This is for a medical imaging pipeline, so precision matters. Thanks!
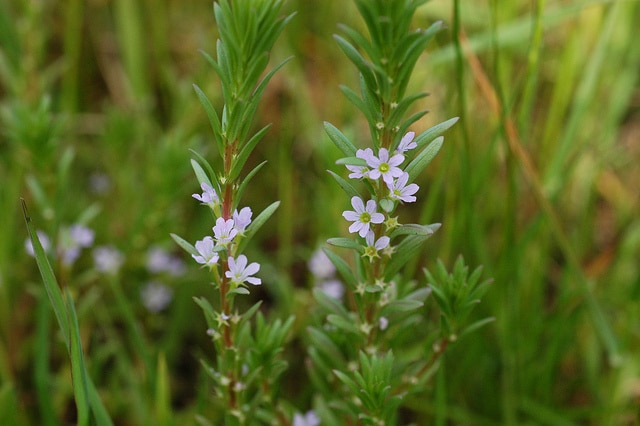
left=1, top=0, right=639, bottom=424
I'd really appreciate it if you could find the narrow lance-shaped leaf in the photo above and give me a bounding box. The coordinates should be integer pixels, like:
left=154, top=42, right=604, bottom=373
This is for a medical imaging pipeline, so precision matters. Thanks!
left=229, top=124, right=271, bottom=181
left=389, top=223, right=441, bottom=240
left=405, top=136, right=444, bottom=182
left=327, top=237, right=363, bottom=252
left=170, top=233, right=199, bottom=258
left=340, top=85, right=375, bottom=124
left=413, top=117, right=459, bottom=150
left=335, top=157, right=367, bottom=167
left=324, top=122, right=357, bottom=156
left=193, top=84, right=224, bottom=153
left=237, top=201, right=280, bottom=253
left=66, top=290, right=91, bottom=426
left=327, top=170, right=360, bottom=199
left=190, top=150, right=222, bottom=196
left=236, top=161, right=267, bottom=206
left=384, top=234, right=434, bottom=281
left=322, top=248, right=358, bottom=289
left=21, top=199, right=69, bottom=346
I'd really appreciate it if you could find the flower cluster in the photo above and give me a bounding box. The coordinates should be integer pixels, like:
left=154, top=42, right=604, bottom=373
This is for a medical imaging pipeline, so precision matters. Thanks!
left=342, top=132, right=419, bottom=257
left=191, top=185, right=260, bottom=289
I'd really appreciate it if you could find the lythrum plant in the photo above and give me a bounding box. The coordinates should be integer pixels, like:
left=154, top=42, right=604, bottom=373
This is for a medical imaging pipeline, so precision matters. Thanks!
left=171, top=1, right=295, bottom=424
left=307, top=1, right=493, bottom=424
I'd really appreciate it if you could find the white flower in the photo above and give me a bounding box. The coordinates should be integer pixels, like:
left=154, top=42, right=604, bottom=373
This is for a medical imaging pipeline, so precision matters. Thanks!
left=232, top=207, right=252, bottom=233
left=308, top=248, right=335, bottom=280
left=319, top=279, right=345, bottom=300
left=93, top=246, right=124, bottom=274
left=363, top=231, right=390, bottom=261
left=140, top=282, right=173, bottom=313
left=60, top=224, right=94, bottom=266
left=292, top=411, right=320, bottom=426
left=192, top=236, right=219, bottom=266
left=396, top=131, right=417, bottom=153
left=387, top=172, right=419, bottom=203
left=361, top=148, right=405, bottom=185
left=226, top=255, right=261, bottom=286
left=379, top=316, right=389, bottom=330
left=192, top=182, right=219, bottom=207
left=147, top=246, right=186, bottom=276
left=213, top=218, right=237, bottom=244
left=346, top=148, right=373, bottom=179
left=342, top=196, right=385, bottom=238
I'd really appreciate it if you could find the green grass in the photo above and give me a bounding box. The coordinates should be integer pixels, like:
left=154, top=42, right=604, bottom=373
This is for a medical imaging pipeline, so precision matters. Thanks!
left=1, top=0, right=639, bottom=424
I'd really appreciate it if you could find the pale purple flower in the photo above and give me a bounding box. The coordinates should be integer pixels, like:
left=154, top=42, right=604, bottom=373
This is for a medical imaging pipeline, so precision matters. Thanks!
left=93, top=246, right=124, bottom=274
left=192, top=236, right=219, bottom=266
left=192, top=182, right=219, bottom=207
left=363, top=231, right=390, bottom=261
left=308, top=248, right=335, bottom=280
left=365, top=232, right=390, bottom=251
left=226, top=255, right=261, bottom=286
left=60, top=224, right=95, bottom=266
left=293, top=411, right=320, bottom=426
left=379, top=316, right=389, bottom=330
left=213, top=217, right=237, bottom=244
left=362, top=148, right=405, bottom=185
left=25, top=230, right=51, bottom=257
left=396, top=131, right=417, bottom=153
left=342, top=196, right=385, bottom=238
left=140, top=282, right=173, bottom=313
left=69, top=224, right=95, bottom=248
left=147, top=246, right=186, bottom=276
left=346, top=148, right=373, bottom=179
left=232, top=207, right=252, bottom=233
left=89, top=173, right=111, bottom=195
left=388, top=172, right=419, bottom=203
left=319, top=279, right=345, bottom=300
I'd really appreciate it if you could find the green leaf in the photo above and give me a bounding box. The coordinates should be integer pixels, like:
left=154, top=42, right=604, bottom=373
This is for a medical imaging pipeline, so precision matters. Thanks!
left=237, top=56, right=293, bottom=142
left=193, top=84, right=224, bottom=153
left=312, top=288, right=350, bottom=318
left=384, top=235, right=434, bottom=281
left=414, top=117, right=459, bottom=150
left=307, top=327, right=346, bottom=366
left=66, top=290, right=90, bottom=426
left=22, top=199, right=69, bottom=346
left=340, top=85, right=374, bottom=124
left=324, top=122, right=357, bottom=156
left=193, top=297, right=216, bottom=325
left=405, top=136, right=444, bottom=182
left=230, top=124, right=271, bottom=181
left=190, top=150, right=222, bottom=196
left=389, top=223, right=441, bottom=240
left=388, top=92, right=429, bottom=132
left=170, top=233, right=198, bottom=258
left=322, top=248, right=358, bottom=289
left=327, top=170, right=360, bottom=199
left=335, top=156, right=367, bottom=167
left=237, top=201, right=279, bottom=253
left=327, top=314, right=360, bottom=335
left=459, top=317, right=496, bottom=339
left=228, top=287, right=251, bottom=296
left=327, top=237, right=362, bottom=252
left=236, top=161, right=267, bottom=205
left=334, top=35, right=377, bottom=92
left=380, top=299, right=424, bottom=316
